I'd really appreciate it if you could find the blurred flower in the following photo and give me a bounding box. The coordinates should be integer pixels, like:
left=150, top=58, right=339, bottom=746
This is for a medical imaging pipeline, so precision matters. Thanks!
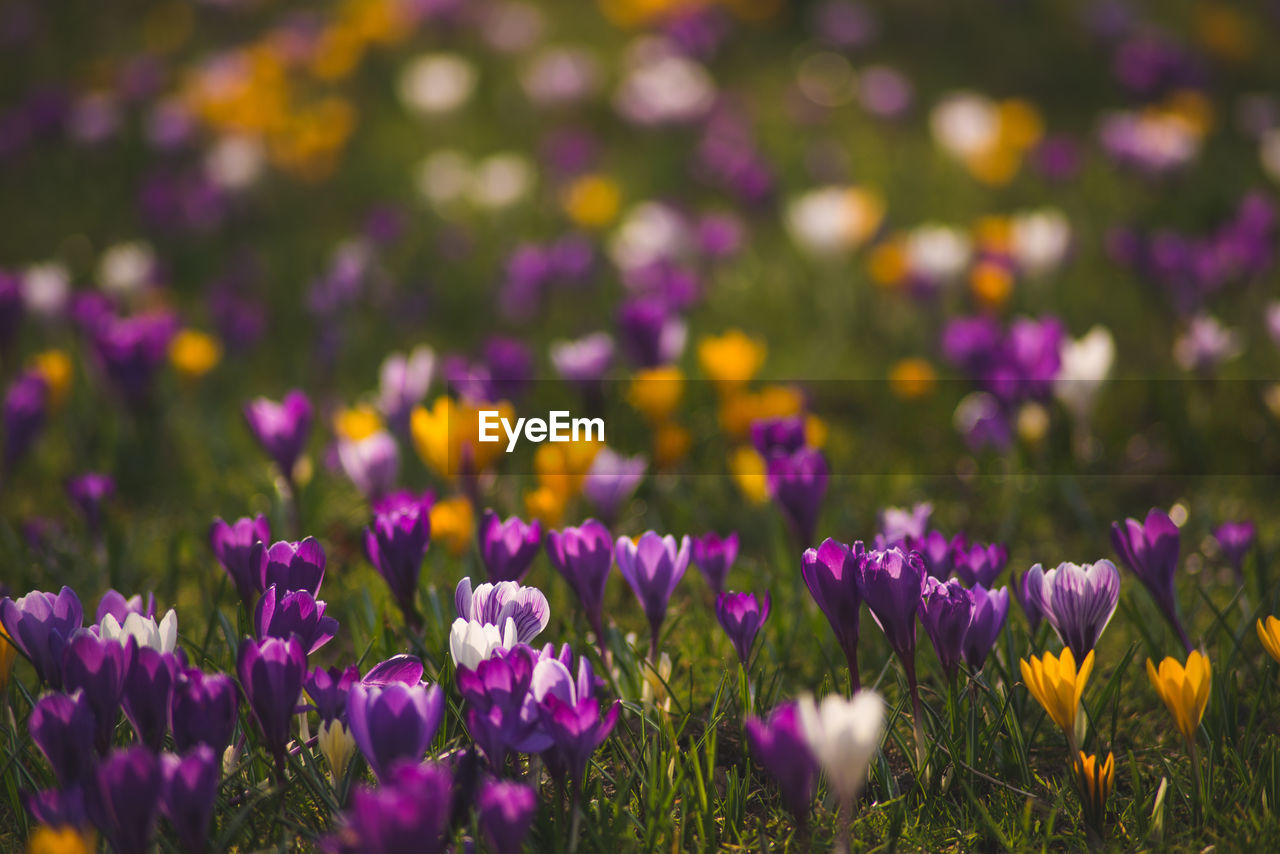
left=521, top=46, right=600, bottom=107
left=744, top=701, right=818, bottom=820
left=29, top=691, right=95, bottom=786
left=209, top=515, right=270, bottom=607
left=378, top=347, right=435, bottom=436
left=429, top=495, right=475, bottom=555
left=169, top=330, right=222, bottom=381
left=616, top=531, right=690, bottom=656
left=551, top=333, right=614, bottom=390
left=564, top=174, right=621, bottom=228
left=859, top=65, right=913, bottom=118
left=766, top=447, right=828, bottom=546
left=1010, top=209, right=1072, bottom=277
left=1055, top=326, right=1114, bottom=421
left=627, top=365, right=684, bottom=422
left=1111, top=508, right=1190, bottom=652
left=1213, top=520, right=1255, bottom=577
left=796, top=691, right=884, bottom=805
left=962, top=583, right=1009, bottom=672
left=347, top=680, right=444, bottom=780
left=950, top=538, right=1008, bottom=587
left=327, top=761, right=453, bottom=854
left=1147, top=650, right=1211, bottom=744
left=698, top=330, right=766, bottom=391
left=411, top=396, right=512, bottom=480
left=4, top=370, right=48, bottom=471
left=618, top=298, right=687, bottom=368
left=93, top=747, right=162, bottom=854
left=888, top=358, right=937, bottom=400
left=470, top=153, right=535, bottom=210
left=691, top=531, right=738, bottom=595
left=26, top=826, right=95, bottom=854
left=478, top=779, right=538, bottom=854
left=171, top=667, right=238, bottom=754
left=1257, top=617, right=1280, bottom=664
left=614, top=39, right=715, bottom=125
left=1024, top=560, right=1120, bottom=662
left=365, top=492, right=432, bottom=627
left=582, top=448, right=646, bottom=522
left=337, top=430, right=399, bottom=501
left=237, top=635, right=307, bottom=769
left=88, top=311, right=179, bottom=403
left=1099, top=106, right=1203, bottom=174
left=1174, top=315, right=1242, bottom=372
left=61, top=630, right=132, bottom=752
left=716, top=591, right=770, bottom=664
left=66, top=472, right=114, bottom=533
left=546, top=520, right=614, bottom=643
left=21, top=263, right=70, bottom=319
left=479, top=511, right=542, bottom=583
left=399, top=54, right=475, bottom=115
left=159, top=746, right=219, bottom=854
left=784, top=186, right=884, bottom=255
left=1020, top=647, right=1094, bottom=743
left=244, top=390, right=313, bottom=481
left=729, top=445, right=769, bottom=504
left=0, top=622, right=14, bottom=695
left=30, top=350, right=73, bottom=409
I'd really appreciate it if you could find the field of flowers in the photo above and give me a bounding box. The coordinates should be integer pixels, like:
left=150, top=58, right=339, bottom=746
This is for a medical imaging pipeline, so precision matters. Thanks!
left=3, top=0, right=1280, bottom=851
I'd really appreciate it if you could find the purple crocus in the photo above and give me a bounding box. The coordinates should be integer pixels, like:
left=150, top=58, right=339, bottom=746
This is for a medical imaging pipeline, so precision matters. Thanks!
left=691, top=531, right=738, bottom=594
left=0, top=586, right=83, bottom=688
left=87, top=311, right=178, bottom=403
left=66, top=472, right=114, bottom=533
left=478, top=779, right=538, bottom=854
left=456, top=645, right=547, bottom=768
left=919, top=577, right=974, bottom=680
left=29, top=690, right=96, bottom=786
left=243, top=389, right=313, bottom=479
left=95, top=590, right=155, bottom=624
left=2, top=370, right=47, bottom=471
left=530, top=655, right=619, bottom=787
left=615, top=531, right=691, bottom=657
left=337, top=431, right=399, bottom=501
left=961, top=584, right=1009, bottom=672
left=160, top=745, right=220, bottom=854
left=260, top=537, right=326, bottom=597
left=122, top=646, right=176, bottom=751
left=237, top=635, right=307, bottom=770
left=364, top=492, right=432, bottom=627
left=879, top=502, right=933, bottom=544
left=23, top=786, right=90, bottom=832
left=378, top=347, right=435, bottom=437
left=1024, top=560, right=1120, bottom=662
left=1111, top=508, right=1190, bottom=652
left=581, top=449, right=646, bottom=524
left=545, top=520, right=614, bottom=643
left=254, top=585, right=338, bottom=655
left=858, top=547, right=926, bottom=663
left=209, top=515, right=270, bottom=606
left=479, top=511, right=542, bottom=583
left=801, top=538, right=864, bottom=692
left=61, top=630, right=134, bottom=752
left=617, top=297, right=686, bottom=368
left=455, top=577, right=552, bottom=644
left=744, top=701, right=819, bottom=821
left=765, top=447, right=828, bottom=545
left=550, top=332, right=614, bottom=390
left=950, top=538, right=1009, bottom=587
left=1214, top=520, right=1256, bottom=577
left=170, top=668, right=238, bottom=753
left=362, top=654, right=426, bottom=687
left=1011, top=570, right=1043, bottom=632
left=306, top=665, right=360, bottom=724
left=90, top=746, right=162, bottom=854
left=905, top=530, right=957, bottom=580
left=328, top=761, right=453, bottom=854
left=750, top=416, right=807, bottom=458
left=716, top=591, right=770, bottom=665
left=346, top=680, right=445, bottom=780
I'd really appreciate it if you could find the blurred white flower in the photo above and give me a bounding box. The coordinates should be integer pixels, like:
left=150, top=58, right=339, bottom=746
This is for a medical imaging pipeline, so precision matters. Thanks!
left=797, top=690, right=885, bottom=802
left=337, top=431, right=399, bottom=500
left=905, top=224, right=971, bottom=282
left=609, top=202, right=690, bottom=270
left=1010, top=209, right=1072, bottom=277
left=482, top=1, right=545, bottom=54
left=100, top=610, right=178, bottom=654
left=22, top=263, right=71, bottom=318
left=521, top=47, right=601, bottom=107
left=615, top=39, right=715, bottom=125
left=399, top=54, right=477, bottom=116
left=416, top=149, right=473, bottom=208
left=98, top=241, right=155, bottom=298
left=1174, top=315, right=1243, bottom=372
left=469, top=153, right=535, bottom=210
left=450, top=617, right=518, bottom=670
left=1055, top=326, right=1115, bottom=418
left=205, top=135, right=266, bottom=191
left=796, top=52, right=856, bottom=108
left=930, top=92, right=1000, bottom=159
left=784, top=186, right=884, bottom=255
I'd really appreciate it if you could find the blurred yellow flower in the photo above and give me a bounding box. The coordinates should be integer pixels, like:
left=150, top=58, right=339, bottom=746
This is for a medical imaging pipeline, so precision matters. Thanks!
left=1, top=622, right=16, bottom=696
left=411, top=397, right=512, bottom=480
left=1195, top=4, right=1253, bottom=63
left=717, top=384, right=804, bottom=439
left=524, top=485, right=567, bottom=527
left=27, top=826, right=95, bottom=854
left=805, top=414, right=828, bottom=449
left=429, top=496, right=475, bottom=556
left=889, top=358, right=937, bottom=400
left=729, top=445, right=768, bottom=504
left=973, top=216, right=1012, bottom=254
left=967, top=146, right=1020, bottom=185
left=868, top=239, right=908, bottom=288
left=1016, top=402, right=1050, bottom=445
left=1147, top=651, right=1211, bottom=744
left=309, top=26, right=366, bottom=82
left=653, top=422, right=692, bottom=469
left=1020, top=647, right=1094, bottom=741
left=698, top=330, right=766, bottom=391
left=1074, top=751, right=1114, bottom=826
left=970, top=260, right=1014, bottom=309
left=169, top=329, right=223, bottom=380
left=534, top=440, right=601, bottom=498
left=997, top=98, right=1044, bottom=151
left=627, top=366, right=684, bottom=423
left=564, top=174, right=621, bottom=228
left=1257, top=616, right=1280, bottom=664
left=1164, top=90, right=1214, bottom=136
left=334, top=405, right=383, bottom=442
left=30, top=350, right=73, bottom=409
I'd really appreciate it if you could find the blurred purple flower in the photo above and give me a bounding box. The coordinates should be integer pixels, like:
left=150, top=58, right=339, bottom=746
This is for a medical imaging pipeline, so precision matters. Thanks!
left=87, top=311, right=178, bottom=403
left=582, top=449, right=646, bottom=523
left=365, top=494, right=432, bottom=627
left=3, top=370, right=47, bottom=471
left=691, top=531, right=738, bottom=594
left=766, top=447, right=828, bottom=545
left=62, top=629, right=133, bottom=752
left=327, top=761, right=453, bottom=854
left=66, top=472, right=114, bottom=532
left=29, top=690, right=96, bottom=786
left=209, top=515, right=270, bottom=606
left=91, top=746, right=162, bottom=854
left=616, top=531, right=690, bottom=655
left=171, top=667, right=238, bottom=753
left=479, top=511, right=542, bottom=583
left=950, top=538, right=1009, bottom=587
left=378, top=347, right=435, bottom=436
left=1214, top=520, right=1256, bottom=577
left=745, top=701, right=818, bottom=821
left=244, top=390, right=313, bottom=479
left=160, top=745, right=220, bottom=854
left=1111, top=508, right=1190, bottom=652
left=478, top=778, right=538, bottom=854
left=716, top=591, right=770, bottom=664
left=545, top=520, right=614, bottom=642
left=123, top=647, right=176, bottom=751
left=617, top=297, right=687, bottom=368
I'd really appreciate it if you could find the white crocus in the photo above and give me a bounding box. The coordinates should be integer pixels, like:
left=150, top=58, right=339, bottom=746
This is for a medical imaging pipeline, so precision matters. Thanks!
left=1010, top=209, right=1072, bottom=277
left=99, top=609, right=178, bottom=653
left=98, top=241, right=155, bottom=298
left=399, top=54, right=476, bottom=116
left=905, top=224, right=972, bottom=283
left=797, top=691, right=885, bottom=804
left=784, top=187, right=884, bottom=255
left=1055, top=326, right=1115, bottom=420
left=449, top=617, right=518, bottom=670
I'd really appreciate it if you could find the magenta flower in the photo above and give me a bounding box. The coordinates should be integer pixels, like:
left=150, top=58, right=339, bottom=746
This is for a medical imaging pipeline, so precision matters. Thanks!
left=364, top=493, right=432, bottom=628
left=170, top=667, right=238, bottom=753
left=456, top=645, right=548, bottom=768
left=160, top=745, right=220, bottom=854
left=1110, top=508, right=1190, bottom=652
left=254, top=585, right=338, bottom=655
left=94, top=590, right=155, bottom=624
left=243, top=389, right=313, bottom=479
left=545, top=520, right=614, bottom=643
left=801, top=538, right=864, bottom=691
left=237, top=635, right=307, bottom=771
left=1010, top=569, right=1043, bottom=632
left=2, top=370, right=48, bottom=471
left=478, top=779, right=539, bottom=854
left=347, top=681, right=445, bottom=781
left=615, top=531, right=691, bottom=656
left=123, top=647, right=176, bottom=751
left=950, top=538, right=1009, bottom=587
left=691, top=531, right=739, bottom=594
left=1214, top=520, right=1256, bottom=577
left=919, top=577, right=973, bottom=680
left=715, top=591, right=770, bottom=665
left=961, top=584, right=1009, bottom=672
left=765, top=447, right=828, bottom=545
left=65, top=472, right=114, bottom=533
left=260, top=537, right=326, bottom=597
left=0, top=586, right=83, bottom=688
left=29, top=690, right=96, bottom=786
left=209, top=515, right=270, bottom=607
left=530, top=654, right=619, bottom=787
left=61, top=629, right=134, bottom=752
left=92, top=746, right=162, bottom=854
left=327, top=761, right=453, bottom=854
left=582, top=449, right=646, bottom=523
left=744, top=701, right=818, bottom=821
left=479, top=511, right=542, bottom=583
left=858, top=547, right=926, bottom=663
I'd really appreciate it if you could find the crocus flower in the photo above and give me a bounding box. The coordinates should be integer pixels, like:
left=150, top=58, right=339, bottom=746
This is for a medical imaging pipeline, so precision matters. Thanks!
left=765, top=447, right=828, bottom=545
left=1214, top=520, right=1256, bottom=577
left=378, top=346, right=435, bottom=436
left=545, top=520, right=614, bottom=642
left=236, top=636, right=306, bottom=770
left=243, top=389, right=312, bottom=479
left=451, top=618, right=518, bottom=670
left=550, top=332, right=614, bottom=390
left=1111, top=508, right=1190, bottom=652
left=919, top=577, right=973, bottom=680
left=29, top=690, right=96, bottom=786
left=94, top=591, right=155, bottom=625
left=23, top=786, right=90, bottom=832
left=691, top=531, right=738, bottom=594
left=88, top=310, right=177, bottom=403
left=170, top=668, right=238, bottom=753
left=478, top=779, right=538, bottom=854
left=1259, top=616, right=1280, bottom=665
left=1011, top=569, right=1043, bottom=632
left=1, top=586, right=83, bottom=688
left=750, top=416, right=807, bottom=458
left=1147, top=650, right=1211, bottom=745
left=209, top=515, right=270, bottom=606
left=456, top=645, right=547, bottom=768
left=98, top=609, right=177, bottom=654
left=1019, top=647, right=1094, bottom=746
left=617, top=297, right=686, bottom=368
left=122, top=647, right=175, bottom=751
left=455, top=577, right=551, bottom=643
left=362, top=654, right=426, bottom=686
left=479, top=511, right=542, bottom=583
left=1075, top=751, right=1114, bottom=830
left=950, top=538, right=1008, bottom=587
left=801, top=538, right=864, bottom=691
left=530, top=655, right=619, bottom=787
left=306, top=665, right=360, bottom=724
left=716, top=591, right=770, bottom=665
left=364, top=494, right=432, bottom=627
left=1024, top=560, right=1120, bottom=662
left=878, top=502, right=933, bottom=544
left=160, top=746, right=219, bottom=854
left=260, top=538, right=326, bottom=597
left=581, top=448, right=646, bottom=523
left=65, top=472, right=114, bottom=532
left=346, top=680, right=445, bottom=780
left=796, top=691, right=885, bottom=818
left=961, top=584, right=1009, bottom=672
left=337, top=431, right=399, bottom=501
left=615, top=531, right=691, bottom=656
left=327, top=761, right=453, bottom=854
left=61, top=630, right=133, bottom=752
left=91, top=746, right=162, bottom=854
left=858, top=547, right=926, bottom=664
left=254, top=585, right=337, bottom=655
left=2, top=370, right=48, bottom=470
left=744, top=701, right=819, bottom=821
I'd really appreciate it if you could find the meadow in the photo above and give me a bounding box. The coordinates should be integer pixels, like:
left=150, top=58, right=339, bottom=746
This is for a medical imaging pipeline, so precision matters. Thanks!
left=2, top=0, right=1280, bottom=851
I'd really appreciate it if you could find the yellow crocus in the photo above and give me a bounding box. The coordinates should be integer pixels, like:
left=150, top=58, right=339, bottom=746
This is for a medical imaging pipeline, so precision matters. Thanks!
left=1074, top=751, right=1114, bottom=827
left=30, top=350, right=73, bottom=409
left=524, top=485, right=567, bottom=528
left=411, top=397, right=512, bottom=480
left=334, top=405, right=383, bottom=442
left=728, top=445, right=768, bottom=505
left=627, top=366, right=684, bottom=424
left=1146, top=651, right=1211, bottom=744
left=27, top=826, right=95, bottom=854
left=888, top=358, right=937, bottom=400
left=1020, top=647, right=1094, bottom=739
left=1258, top=617, right=1280, bottom=664
left=563, top=174, right=621, bottom=229
left=534, top=440, right=600, bottom=499
left=1, top=622, right=16, bottom=696
left=429, top=496, right=474, bottom=557
left=653, top=422, right=691, bottom=470
left=970, top=260, right=1014, bottom=310
left=868, top=239, right=908, bottom=288
left=698, top=330, right=766, bottom=391
left=169, top=329, right=223, bottom=380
